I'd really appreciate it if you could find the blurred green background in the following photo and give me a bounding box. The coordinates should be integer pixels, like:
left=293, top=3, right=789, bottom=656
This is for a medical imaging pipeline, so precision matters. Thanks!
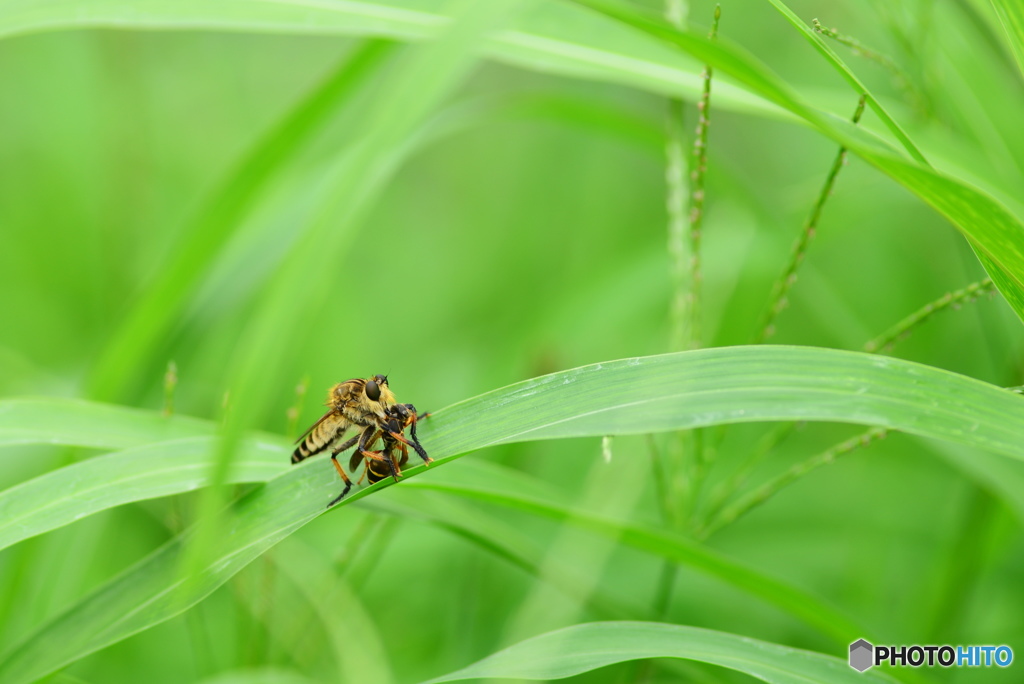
left=1, top=0, right=1023, bottom=682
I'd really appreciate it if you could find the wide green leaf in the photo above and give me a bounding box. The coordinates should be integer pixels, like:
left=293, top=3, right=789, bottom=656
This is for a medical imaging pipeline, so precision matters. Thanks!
left=2, top=346, right=1024, bottom=682
left=0, top=426, right=866, bottom=643
left=420, top=621, right=896, bottom=683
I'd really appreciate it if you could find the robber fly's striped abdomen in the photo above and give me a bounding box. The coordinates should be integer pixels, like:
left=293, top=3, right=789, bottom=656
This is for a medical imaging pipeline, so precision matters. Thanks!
left=292, top=413, right=349, bottom=464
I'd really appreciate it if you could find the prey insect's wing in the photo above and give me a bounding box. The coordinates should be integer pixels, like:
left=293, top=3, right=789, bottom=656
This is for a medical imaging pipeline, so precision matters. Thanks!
left=348, top=428, right=385, bottom=471
left=349, top=450, right=364, bottom=472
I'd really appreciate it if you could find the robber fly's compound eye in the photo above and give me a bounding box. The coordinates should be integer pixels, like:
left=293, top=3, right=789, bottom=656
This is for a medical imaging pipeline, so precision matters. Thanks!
left=365, top=380, right=381, bottom=402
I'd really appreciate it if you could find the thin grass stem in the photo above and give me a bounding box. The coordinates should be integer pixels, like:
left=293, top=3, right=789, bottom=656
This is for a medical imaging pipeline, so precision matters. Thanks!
left=701, top=421, right=798, bottom=522
left=864, top=278, right=995, bottom=353
left=683, top=4, right=720, bottom=351
left=754, top=95, right=866, bottom=343
left=813, top=18, right=926, bottom=114
left=701, top=427, right=887, bottom=539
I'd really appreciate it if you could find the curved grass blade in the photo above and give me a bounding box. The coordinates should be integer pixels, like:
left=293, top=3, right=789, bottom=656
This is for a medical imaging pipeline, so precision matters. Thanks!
left=566, top=0, right=1024, bottom=325
left=420, top=621, right=897, bottom=684
left=400, top=480, right=865, bottom=643
left=197, top=669, right=317, bottom=684
left=88, top=40, right=396, bottom=402
left=365, top=490, right=636, bottom=622
left=763, top=0, right=925, bottom=164
left=991, top=0, right=1024, bottom=80
left=3, top=346, right=1024, bottom=682
left=8, top=3, right=1020, bottom=320
left=0, top=437, right=288, bottom=553
left=0, top=398, right=213, bottom=449
left=0, top=0, right=787, bottom=122
left=182, top=0, right=536, bottom=590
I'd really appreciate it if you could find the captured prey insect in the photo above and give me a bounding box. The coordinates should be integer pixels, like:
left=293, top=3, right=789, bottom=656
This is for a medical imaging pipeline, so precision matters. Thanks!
left=349, top=402, right=432, bottom=485
left=290, top=375, right=432, bottom=507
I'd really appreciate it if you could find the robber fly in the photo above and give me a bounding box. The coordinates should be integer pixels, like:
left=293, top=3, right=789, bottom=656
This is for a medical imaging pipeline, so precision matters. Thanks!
left=349, top=402, right=432, bottom=485
left=291, top=376, right=430, bottom=507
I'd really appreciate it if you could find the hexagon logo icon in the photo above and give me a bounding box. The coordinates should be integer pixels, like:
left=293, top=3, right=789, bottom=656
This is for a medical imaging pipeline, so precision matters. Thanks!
left=849, top=639, right=874, bottom=672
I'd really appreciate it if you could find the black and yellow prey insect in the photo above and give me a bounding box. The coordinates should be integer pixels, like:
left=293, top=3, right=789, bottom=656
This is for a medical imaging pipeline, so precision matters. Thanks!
left=291, top=375, right=431, bottom=507
left=349, top=403, right=432, bottom=485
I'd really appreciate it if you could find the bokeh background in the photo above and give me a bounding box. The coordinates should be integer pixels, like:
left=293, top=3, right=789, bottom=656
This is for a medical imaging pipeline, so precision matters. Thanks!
left=1, top=0, right=1023, bottom=681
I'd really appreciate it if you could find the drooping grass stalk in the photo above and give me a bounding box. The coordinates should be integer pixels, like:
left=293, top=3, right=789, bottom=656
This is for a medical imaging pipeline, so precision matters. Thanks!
left=701, top=421, right=797, bottom=523
left=669, top=4, right=720, bottom=352
left=864, top=278, right=995, bottom=353
left=700, top=427, right=888, bottom=539
left=685, top=5, right=720, bottom=349
left=754, top=95, right=866, bottom=343
left=645, top=12, right=718, bottom=682
left=706, top=277, right=996, bottom=535
left=707, top=94, right=866, bottom=514
left=646, top=5, right=696, bottom=679
left=813, top=18, right=926, bottom=115
left=666, top=99, right=691, bottom=352
left=673, top=3, right=720, bottom=525
left=162, top=361, right=178, bottom=418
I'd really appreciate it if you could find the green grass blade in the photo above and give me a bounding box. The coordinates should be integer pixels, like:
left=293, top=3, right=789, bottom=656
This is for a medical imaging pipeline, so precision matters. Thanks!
left=0, top=437, right=287, bottom=553
left=419, top=621, right=897, bottom=683
left=566, top=0, right=1024, bottom=325
left=0, top=0, right=787, bottom=121
left=401, top=480, right=865, bottom=643
left=367, top=490, right=637, bottom=622
left=923, top=437, right=1024, bottom=525
left=87, top=40, right=396, bottom=402
left=181, top=0, right=534, bottom=590
left=0, top=398, right=212, bottom=449
left=991, top=0, right=1024, bottom=79
left=2, top=346, right=1023, bottom=681
left=763, top=0, right=926, bottom=164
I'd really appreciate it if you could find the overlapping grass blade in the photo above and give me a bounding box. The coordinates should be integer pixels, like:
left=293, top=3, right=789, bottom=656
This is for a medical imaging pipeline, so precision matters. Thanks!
left=991, top=0, right=1024, bottom=79
left=7, top=3, right=1022, bottom=323
left=0, top=0, right=785, bottom=121
left=87, top=40, right=396, bottom=402
left=400, top=480, right=864, bottom=642
left=763, top=0, right=925, bottom=163
left=419, top=621, right=897, bottom=683
left=183, top=0, right=534, bottom=590
left=3, top=346, right=1024, bottom=682
left=366, top=490, right=636, bottom=622
left=0, top=437, right=287, bottom=553
left=0, top=398, right=212, bottom=449
left=566, top=0, right=1024, bottom=324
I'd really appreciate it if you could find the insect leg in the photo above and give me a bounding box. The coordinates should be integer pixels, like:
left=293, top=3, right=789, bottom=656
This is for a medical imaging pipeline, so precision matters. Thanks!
left=327, top=429, right=376, bottom=508
left=356, top=425, right=399, bottom=480
left=331, top=433, right=360, bottom=456
left=406, top=409, right=433, bottom=466
left=327, top=456, right=353, bottom=508
left=386, top=439, right=404, bottom=481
